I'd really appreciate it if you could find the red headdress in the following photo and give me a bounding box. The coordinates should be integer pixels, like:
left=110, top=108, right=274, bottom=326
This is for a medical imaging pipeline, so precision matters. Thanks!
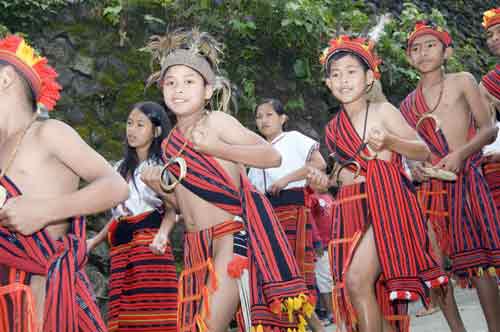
left=320, top=35, right=382, bottom=79
left=483, top=8, right=500, bottom=30
left=407, top=20, right=453, bottom=50
left=0, top=35, right=61, bottom=111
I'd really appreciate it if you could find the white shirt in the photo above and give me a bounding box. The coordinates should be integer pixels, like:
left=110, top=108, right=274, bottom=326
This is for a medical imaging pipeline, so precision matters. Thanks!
left=484, top=123, right=500, bottom=155
left=111, top=159, right=163, bottom=219
left=248, top=131, right=319, bottom=193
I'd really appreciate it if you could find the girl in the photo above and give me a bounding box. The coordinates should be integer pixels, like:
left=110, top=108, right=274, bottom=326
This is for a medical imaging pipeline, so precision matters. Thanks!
left=307, top=35, right=447, bottom=332
left=87, top=101, right=178, bottom=332
left=247, top=98, right=326, bottom=331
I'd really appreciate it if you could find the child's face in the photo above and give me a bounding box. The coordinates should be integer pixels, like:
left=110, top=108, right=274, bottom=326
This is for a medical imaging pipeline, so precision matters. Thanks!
left=126, top=109, right=155, bottom=150
left=408, top=35, right=448, bottom=73
left=325, top=55, right=373, bottom=104
left=486, top=25, right=500, bottom=57
left=162, top=65, right=213, bottom=117
left=255, top=103, right=286, bottom=139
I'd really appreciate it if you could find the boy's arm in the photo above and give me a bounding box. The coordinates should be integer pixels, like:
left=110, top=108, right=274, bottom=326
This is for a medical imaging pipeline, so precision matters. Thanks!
left=43, top=120, right=129, bottom=221
left=269, top=150, right=326, bottom=195
left=456, top=73, right=498, bottom=159
left=373, top=103, right=431, bottom=161
left=0, top=120, right=128, bottom=235
left=192, top=111, right=281, bottom=168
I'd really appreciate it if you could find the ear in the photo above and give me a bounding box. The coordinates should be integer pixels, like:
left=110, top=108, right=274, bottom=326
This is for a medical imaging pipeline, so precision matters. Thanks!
left=366, top=70, right=375, bottom=87
left=0, top=66, right=16, bottom=90
left=279, top=114, right=288, bottom=127
left=204, top=84, right=214, bottom=101
left=154, top=126, right=162, bottom=137
left=406, top=52, right=416, bottom=67
left=325, top=77, right=334, bottom=92
left=443, top=46, right=453, bottom=60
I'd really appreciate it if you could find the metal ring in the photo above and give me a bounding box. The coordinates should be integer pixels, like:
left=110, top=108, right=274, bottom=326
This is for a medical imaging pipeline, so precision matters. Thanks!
left=416, top=113, right=440, bottom=132
left=360, top=144, right=378, bottom=161
left=336, top=160, right=361, bottom=181
left=159, top=157, right=188, bottom=193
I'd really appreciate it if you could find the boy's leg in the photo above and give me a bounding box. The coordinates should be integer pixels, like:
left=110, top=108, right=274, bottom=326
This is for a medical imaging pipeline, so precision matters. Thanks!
left=472, top=276, right=500, bottom=332
left=426, top=221, right=466, bottom=332
left=205, top=234, right=240, bottom=332
left=344, top=226, right=383, bottom=332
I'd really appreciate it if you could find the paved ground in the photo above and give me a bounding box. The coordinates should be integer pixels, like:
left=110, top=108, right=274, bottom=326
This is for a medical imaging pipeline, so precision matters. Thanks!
left=325, top=287, right=488, bottom=332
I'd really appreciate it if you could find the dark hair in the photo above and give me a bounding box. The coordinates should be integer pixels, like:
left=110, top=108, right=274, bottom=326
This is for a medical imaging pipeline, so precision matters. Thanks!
left=0, top=61, right=37, bottom=111
left=325, top=51, right=369, bottom=77
left=256, top=98, right=286, bottom=115
left=117, top=101, right=172, bottom=184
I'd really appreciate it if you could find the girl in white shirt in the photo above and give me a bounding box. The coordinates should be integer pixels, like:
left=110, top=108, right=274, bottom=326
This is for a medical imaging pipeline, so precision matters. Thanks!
left=248, top=98, right=326, bottom=331
left=87, top=101, right=178, bottom=332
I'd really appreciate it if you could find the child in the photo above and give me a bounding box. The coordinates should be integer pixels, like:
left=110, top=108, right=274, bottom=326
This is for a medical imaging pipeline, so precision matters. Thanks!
left=247, top=98, right=327, bottom=331
left=400, top=20, right=500, bottom=332
left=0, top=35, right=128, bottom=331
left=87, top=101, right=178, bottom=332
left=481, top=8, right=500, bottom=212
left=307, top=35, right=447, bottom=332
left=141, top=29, right=312, bottom=332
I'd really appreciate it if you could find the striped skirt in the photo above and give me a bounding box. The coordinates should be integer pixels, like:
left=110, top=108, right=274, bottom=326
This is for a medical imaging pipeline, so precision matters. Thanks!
left=108, top=210, right=178, bottom=332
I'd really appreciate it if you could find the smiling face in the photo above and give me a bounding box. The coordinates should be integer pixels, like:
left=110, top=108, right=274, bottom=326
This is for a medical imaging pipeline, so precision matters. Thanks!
left=126, top=109, right=155, bottom=151
left=408, top=34, right=451, bottom=73
left=325, top=54, right=373, bottom=104
left=255, top=102, right=286, bottom=140
left=161, top=65, right=213, bottom=118
left=486, top=24, right=500, bottom=57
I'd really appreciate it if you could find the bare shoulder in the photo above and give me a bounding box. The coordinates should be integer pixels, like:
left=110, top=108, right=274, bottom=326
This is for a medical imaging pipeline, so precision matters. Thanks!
left=374, top=101, right=398, bottom=117
left=35, top=119, right=87, bottom=153
left=448, top=72, right=477, bottom=87
left=206, top=111, right=240, bottom=130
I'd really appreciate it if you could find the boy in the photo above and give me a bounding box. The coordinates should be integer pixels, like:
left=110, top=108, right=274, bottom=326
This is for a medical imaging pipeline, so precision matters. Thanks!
left=481, top=8, right=500, bottom=211
left=141, top=29, right=312, bottom=332
left=0, top=35, right=129, bottom=332
left=400, top=20, right=500, bottom=332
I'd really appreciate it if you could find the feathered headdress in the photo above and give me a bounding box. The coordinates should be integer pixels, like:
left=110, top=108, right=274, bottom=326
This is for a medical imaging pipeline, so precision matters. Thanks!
left=320, top=35, right=382, bottom=79
left=407, top=20, right=453, bottom=50
left=0, top=35, right=61, bottom=112
left=144, top=28, right=231, bottom=112
left=483, top=8, right=500, bottom=30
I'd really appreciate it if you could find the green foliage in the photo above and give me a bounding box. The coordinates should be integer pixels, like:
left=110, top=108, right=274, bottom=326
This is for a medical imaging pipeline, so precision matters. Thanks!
left=103, top=0, right=123, bottom=26
left=0, top=0, right=65, bottom=31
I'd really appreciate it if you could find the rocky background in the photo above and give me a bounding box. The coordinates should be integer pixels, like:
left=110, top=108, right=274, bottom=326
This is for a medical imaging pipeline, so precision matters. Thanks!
left=0, top=0, right=497, bottom=318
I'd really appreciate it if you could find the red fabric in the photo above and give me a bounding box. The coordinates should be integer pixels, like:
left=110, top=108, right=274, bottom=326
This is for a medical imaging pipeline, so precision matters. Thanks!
left=325, top=109, right=447, bottom=300
left=309, top=193, right=335, bottom=248
left=482, top=65, right=500, bottom=102
left=163, top=128, right=310, bottom=331
left=0, top=176, right=106, bottom=332
left=107, top=210, right=177, bottom=332
left=400, top=86, right=500, bottom=280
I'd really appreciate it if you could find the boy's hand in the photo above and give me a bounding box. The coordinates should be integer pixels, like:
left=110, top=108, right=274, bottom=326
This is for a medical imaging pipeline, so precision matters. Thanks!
left=411, top=163, right=430, bottom=183
left=150, top=231, right=168, bottom=255
left=367, top=126, right=389, bottom=152
left=0, top=197, right=50, bottom=235
left=306, top=167, right=329, bottom=193
left=437, top=151, right=465, bottom=173
left=268, top=177, right=289, bottom=196
left=87, top=237, right=98, bottom=253
left=141, top=165, right=165, bottom=195
left=191, top=125, right=222, bottom=155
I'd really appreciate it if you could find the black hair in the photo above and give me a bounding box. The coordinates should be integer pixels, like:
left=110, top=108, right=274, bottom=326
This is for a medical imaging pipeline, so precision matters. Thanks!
left=325, top=51, right=370, bottom=77
left=0, top=60, right=37, bottom=112
left=117, top=101, right=172, bottom=184
left=256, top=98, right=286, bottom=115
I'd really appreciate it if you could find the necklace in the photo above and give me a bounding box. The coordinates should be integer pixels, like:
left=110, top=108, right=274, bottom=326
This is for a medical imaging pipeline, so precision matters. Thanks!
left=415, top=74, right=445, bottom=131
left=0, top=113, right=39, bottom=207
